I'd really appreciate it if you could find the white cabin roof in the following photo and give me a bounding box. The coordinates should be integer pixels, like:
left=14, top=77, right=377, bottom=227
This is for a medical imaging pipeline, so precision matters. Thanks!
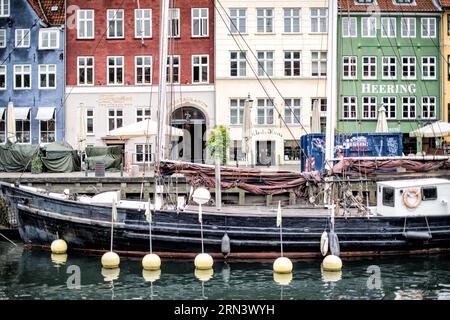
left=377, top=178, right=450, bottom=189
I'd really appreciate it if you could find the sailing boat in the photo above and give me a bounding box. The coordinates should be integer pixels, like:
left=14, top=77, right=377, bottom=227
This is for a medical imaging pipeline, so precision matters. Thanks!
left=2, top=0, right=450, bottom=259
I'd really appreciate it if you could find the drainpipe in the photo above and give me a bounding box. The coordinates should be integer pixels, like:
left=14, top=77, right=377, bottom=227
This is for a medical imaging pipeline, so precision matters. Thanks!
left=63, top=0, right=67, bottom=143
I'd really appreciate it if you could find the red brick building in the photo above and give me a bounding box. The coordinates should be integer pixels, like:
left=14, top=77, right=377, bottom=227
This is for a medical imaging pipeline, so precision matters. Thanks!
left=65, top=0, right=215, bottom=164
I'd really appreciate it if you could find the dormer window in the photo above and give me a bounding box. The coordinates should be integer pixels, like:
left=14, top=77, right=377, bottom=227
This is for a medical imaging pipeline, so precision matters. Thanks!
left=394, top=0, right=415, bottom=4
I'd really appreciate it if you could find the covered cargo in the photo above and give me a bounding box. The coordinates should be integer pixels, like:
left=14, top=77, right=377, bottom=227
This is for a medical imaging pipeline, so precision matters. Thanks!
left=0, top=143, right=38, bottom=172
left=41, top=142, right=81, bottom=173
left=85, top=146, right=122, bottom=171
left=300, top=133, right=403, bottom=172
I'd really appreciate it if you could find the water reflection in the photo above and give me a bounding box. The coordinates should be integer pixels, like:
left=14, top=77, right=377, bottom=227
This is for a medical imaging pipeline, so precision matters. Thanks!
left=0, top=242, right=450, bottom=300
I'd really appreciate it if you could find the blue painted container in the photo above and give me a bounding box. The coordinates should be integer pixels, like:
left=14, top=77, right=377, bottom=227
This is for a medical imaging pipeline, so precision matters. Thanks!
left=300, top=133, right=404, bottom=172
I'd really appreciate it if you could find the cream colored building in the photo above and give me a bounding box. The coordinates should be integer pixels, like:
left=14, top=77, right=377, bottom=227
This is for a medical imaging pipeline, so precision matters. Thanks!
left=214, top=0, right=329, bottom=166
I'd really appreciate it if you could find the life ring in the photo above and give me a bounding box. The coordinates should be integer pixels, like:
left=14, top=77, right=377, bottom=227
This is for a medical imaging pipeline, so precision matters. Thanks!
left=402, top=188, right=422, bottom=209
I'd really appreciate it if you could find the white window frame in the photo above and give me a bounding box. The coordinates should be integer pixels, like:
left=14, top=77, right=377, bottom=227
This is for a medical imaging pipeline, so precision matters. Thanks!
left=382, top=96, right=397, bottom=119
left=107, top=108, right=123, bottom=132
left=422, top=56, right=436, bottom=80
left=230, top=51, right=246, bottom=77
left=135, top=144, right=152, bottom=163
left=107, top=9, right=124, bottom=39
left=284, top=98, right=301, bottom=125
left=421, top=17, right=436, bottom=38
left=107, top=56, right=124, bottom=85
left=0, top=109, right=5, bottom=144
left=135, top=9, right=152, bottom=39
left=422, top=97, right=436, bottom=119
left=13, top=64, right=31, bottom=90
left=229, top=8, right=246, bottom=33
left=402, top=56, right=416, bottom=80
left=39, top=29, right=59, bottom=49
left=362, top=96, right=377, bottom=119
left=230, top=98, right=245, bottom=125
left=0, top=0, right=10, bottom=17
left=310, top=8, right=327, bottom=33
left=38, top=64, right=57, bottom=89
left=382, top=56, right=397, bottom=80
left=343, top=56, right=357, bottom=79
left=257, top=51, right=274, bottom=77
left=15, top=111, right=31, bottom=144
left=86, top=108, right=94, bottom=135
left=311, top=51, right=327, bottom=77
left=362, top=56, right=377, bottom=79
left=256, top=98, right=274, bottom=125
left=169, top=8, right=180, bottom=38
left=343, top=96, right=357, bottom=119
left=362, top=17, right=377, bottom=37
left=15, top=29, right=30, bottom=48
left=256, top=8, right=274, bottom=33
left=77, top=9, right=94, bottom=39
left=342, top=16, right=357, bottom=37
left=77, top=56, right=94, bottom=86
left=192, top=54, right=209, bottom=84
left=381, top=17, right=396, bottom=38
left=284, top=51, right=301, bottom=77
left=0, top=65, right=6, bottom=90
left=135, top=56, right=152, bottom=85
left=402, top=96, right=416, bottom=119
left=192, top=8, right=208, bottom=37
left=401, top=17, right=416, bottom=38
left=39, top=113, right=56, bottom=144
left=167, top=55, right=180, bottom=83
left=0, top=29, right=6, bottom=48
left=284, top=8, right=301, bottom=33
left=136, top=107, right=151, bottom=122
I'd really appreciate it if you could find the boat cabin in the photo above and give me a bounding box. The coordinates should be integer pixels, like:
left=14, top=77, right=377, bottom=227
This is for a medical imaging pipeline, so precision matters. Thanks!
left=376, top=178, right=450, bottom=216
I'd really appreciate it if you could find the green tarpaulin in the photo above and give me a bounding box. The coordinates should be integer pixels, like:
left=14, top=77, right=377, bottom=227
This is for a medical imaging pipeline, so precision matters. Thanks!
left=0, top=143, right=39, bottom=172
left=85, top=146, right=122, bottom=171
left=41, top=142, right=81, bottom=173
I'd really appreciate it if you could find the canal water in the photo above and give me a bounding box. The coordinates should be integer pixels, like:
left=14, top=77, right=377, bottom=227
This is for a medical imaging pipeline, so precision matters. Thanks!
left=1, top=242, right=450, bottom=300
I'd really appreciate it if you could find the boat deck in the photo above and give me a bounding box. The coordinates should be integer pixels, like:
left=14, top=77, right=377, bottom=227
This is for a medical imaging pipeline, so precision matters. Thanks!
left=182, top=204, right=366, bottom=217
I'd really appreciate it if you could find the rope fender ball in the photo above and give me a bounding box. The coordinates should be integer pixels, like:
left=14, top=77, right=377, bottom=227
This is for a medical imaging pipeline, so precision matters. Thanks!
left=402, top=188, right=422, bottom=209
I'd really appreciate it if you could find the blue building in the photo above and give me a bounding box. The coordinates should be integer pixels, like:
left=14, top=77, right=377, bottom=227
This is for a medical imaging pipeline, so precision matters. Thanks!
left=0, top=0, right=65, bottom=144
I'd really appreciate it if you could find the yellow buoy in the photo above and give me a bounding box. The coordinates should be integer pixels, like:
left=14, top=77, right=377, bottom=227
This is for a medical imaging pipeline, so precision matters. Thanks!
left=143, top=269, right=161, bottom=282
left=322, top=255, right=343, bottom=272
left=194, top=253, right=214, bottom=270
left=273, top=257, right=293, bottom=274
left=101, top=251, right=120, bottom=269
left=51, top=253, right=68, bottom=265
left=51, top=239, right=67, bottom=254
left=142, top=253, right=161, bottom=271
left=273, top=272, right=293, bottom=286
left=101, top=267, right=120, bottom=281
left=195, top=268, right=214, bottom=282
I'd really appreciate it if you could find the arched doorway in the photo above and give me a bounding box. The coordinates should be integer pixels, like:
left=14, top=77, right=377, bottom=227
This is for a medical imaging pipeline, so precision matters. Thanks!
left=170, top=106, right=206, bottom=163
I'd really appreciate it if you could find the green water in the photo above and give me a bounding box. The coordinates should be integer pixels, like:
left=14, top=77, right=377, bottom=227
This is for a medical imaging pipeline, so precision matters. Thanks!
left=1, top=242, right=450, bottom=300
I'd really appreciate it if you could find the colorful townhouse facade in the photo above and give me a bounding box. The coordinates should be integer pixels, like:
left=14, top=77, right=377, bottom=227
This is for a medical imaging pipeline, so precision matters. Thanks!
left=0, top=0, right=65, bottom=144
left=337, top=0, right=442, bottom=154
left=441, top=0, right=450, bottom=130
left=215, top=0, right=329, bottom=167
left=64, top=0, right=215, bottom=165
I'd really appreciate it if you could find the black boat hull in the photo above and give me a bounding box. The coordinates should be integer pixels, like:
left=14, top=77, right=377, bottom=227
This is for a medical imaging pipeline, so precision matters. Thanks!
left=3, top=182, right=450, bottom=258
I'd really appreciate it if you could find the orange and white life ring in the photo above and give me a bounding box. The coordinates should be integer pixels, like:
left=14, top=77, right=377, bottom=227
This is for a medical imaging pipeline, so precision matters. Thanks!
left=402, top=188, right=422, bottom=209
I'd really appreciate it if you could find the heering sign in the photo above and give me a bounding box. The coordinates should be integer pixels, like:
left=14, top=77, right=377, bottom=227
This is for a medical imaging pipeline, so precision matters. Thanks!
left=361, top=84, right=416, bottom=95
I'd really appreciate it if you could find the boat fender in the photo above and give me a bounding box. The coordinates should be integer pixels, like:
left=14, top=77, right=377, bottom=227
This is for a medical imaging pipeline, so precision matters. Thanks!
left=221, top=233, right=231, bottom=258
left=402, top=231, right=432, bottom=241
left=329, top=231, right=340, bottom=257
left=402, top=188, right=422, bottom=209
left=320, top=231, right=329, bottom=256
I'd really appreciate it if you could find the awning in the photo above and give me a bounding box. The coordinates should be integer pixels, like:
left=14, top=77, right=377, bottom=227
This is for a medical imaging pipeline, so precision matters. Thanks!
left=14, top=107, right=30, bottom=120
left=36, top=107, right=55, bottom=121
left=409, top=121, right=450, bottom=138
left=0, top=108, right=5, bottom=119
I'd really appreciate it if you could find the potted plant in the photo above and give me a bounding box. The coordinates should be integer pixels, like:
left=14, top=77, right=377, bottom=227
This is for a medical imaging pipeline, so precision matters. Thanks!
left=31, top=156, right=43, bottom=174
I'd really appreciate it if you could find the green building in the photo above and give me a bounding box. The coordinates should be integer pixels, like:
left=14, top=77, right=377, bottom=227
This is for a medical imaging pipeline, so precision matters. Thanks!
left=337, top=0, right=441, bottom=154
